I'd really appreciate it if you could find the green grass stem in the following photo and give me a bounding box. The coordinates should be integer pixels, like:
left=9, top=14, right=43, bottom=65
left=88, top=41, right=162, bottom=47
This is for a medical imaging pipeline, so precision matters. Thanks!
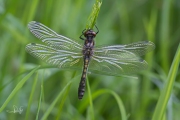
left=86, top=0, right=102, bottom=29
left=152, top=43, right=180, bottom=120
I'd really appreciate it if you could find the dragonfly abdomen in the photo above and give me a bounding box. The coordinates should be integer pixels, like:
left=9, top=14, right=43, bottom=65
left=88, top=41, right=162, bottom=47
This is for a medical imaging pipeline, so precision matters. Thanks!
left=78, top=57, right=90, bottom=99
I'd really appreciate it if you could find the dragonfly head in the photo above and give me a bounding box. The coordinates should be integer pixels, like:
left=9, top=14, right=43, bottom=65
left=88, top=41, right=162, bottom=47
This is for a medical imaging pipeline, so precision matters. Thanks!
left=84, top=29, right=96, bottom=40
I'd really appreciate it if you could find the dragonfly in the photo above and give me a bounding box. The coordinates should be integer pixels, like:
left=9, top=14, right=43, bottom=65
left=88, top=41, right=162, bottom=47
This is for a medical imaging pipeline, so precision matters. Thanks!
left=26, top=21, right=155, bottom=99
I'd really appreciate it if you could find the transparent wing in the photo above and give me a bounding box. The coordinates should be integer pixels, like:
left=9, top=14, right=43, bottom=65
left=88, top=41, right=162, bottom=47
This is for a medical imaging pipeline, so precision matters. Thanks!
left=87, top=41, right=155, bottom=76
left=28, top=21, right=83, bottom=51
left=26, top=21, right=84, bottom=70
left=26, top=43, right=83, bottom=70
left=93, top=41, right=155, bottom=59
left=88, top=57, right=148, bottom=76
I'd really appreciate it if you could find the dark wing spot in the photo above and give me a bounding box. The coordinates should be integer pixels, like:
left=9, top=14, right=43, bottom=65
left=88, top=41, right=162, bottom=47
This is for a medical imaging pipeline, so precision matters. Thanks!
left=35, top=21, right=40, bottom=25
left=139, top=58, right=144, bottom=62
left=143, top=41, right=149, bottom=43
left=31, top=43, right=36, bottom=45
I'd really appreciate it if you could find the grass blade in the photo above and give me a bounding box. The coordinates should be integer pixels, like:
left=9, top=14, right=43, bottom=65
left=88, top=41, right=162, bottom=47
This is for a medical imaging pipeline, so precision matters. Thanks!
left=0, top=65, right=40, bottom=112
left=40, top=82, right=71, bottom=120
left=25, top=72, right=38, bottom=120
left=87, top=78, right=94, bottom=120
left=36, top=85, right=43, bottom=120
left=55, top=82, right=71, bottom=120
left=40, top=75, right=80, bottom=120
left=94, top=89, right=128, bottom=120
left=152, top=43, right=180, bottom=120
left=159, top=0, right=172, bottom=73
left=86, top=0, right=102, bottom=29
left=79, top=88, right=128, bottom=120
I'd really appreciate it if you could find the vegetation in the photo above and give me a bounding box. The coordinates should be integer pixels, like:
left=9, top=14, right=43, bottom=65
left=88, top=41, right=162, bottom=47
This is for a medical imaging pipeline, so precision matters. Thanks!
left=0, top=0, right=179, bottom=120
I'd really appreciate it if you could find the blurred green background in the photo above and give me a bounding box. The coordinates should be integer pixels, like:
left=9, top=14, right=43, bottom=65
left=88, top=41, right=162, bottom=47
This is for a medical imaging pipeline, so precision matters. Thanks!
left=0, top=0, right=180, bottom=120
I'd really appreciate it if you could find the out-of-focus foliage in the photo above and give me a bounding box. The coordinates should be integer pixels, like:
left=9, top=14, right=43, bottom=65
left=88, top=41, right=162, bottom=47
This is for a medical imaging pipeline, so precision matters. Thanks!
left=0, top=0, right=179, bottom=120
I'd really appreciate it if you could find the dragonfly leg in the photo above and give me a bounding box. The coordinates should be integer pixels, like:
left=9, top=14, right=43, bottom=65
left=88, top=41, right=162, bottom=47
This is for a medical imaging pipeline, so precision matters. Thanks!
left=82, top=29, right=86, bottom=34
left=79, top=34, right=86, bottom=40
left=95, top=25, right=99, bottom=34
left=80, top=29, right=87, bottom=40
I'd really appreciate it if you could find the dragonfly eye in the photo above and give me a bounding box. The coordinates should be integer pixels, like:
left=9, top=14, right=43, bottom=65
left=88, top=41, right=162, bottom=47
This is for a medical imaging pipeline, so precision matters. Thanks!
left=84, top=30, right=96, bottom=38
